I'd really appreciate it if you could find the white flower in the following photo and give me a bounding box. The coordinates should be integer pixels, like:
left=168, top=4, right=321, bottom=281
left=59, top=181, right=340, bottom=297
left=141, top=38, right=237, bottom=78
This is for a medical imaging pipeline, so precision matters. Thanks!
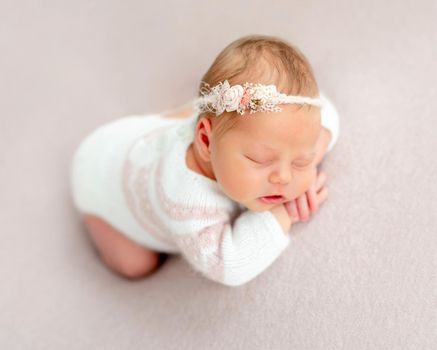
left=214, top=98, right=225, bottom=115
left=212, top=80, right=230, bottom=115
left=223, top=85, right=244, bottom=112
left=212, top=81, right=244, bottom=115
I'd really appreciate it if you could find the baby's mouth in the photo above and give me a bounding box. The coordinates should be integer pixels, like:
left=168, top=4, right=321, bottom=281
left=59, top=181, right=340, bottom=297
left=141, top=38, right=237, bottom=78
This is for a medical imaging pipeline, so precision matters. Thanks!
left=258, top=195, right=285, bottom=204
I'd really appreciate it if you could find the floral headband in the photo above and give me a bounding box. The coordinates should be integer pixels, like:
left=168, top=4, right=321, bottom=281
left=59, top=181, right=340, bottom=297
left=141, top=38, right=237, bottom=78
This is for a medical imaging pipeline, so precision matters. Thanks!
left=193, top=80, right=324, bottom=117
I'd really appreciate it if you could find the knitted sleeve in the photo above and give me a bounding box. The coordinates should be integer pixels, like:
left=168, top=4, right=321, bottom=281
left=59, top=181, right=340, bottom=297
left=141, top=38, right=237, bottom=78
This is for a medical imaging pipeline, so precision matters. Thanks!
left=170, top=210, right=290, bottom=287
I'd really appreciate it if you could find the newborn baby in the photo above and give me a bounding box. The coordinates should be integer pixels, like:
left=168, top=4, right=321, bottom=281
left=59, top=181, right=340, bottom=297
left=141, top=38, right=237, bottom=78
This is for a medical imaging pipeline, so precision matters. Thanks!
left=69, top=34, right=340, bottom=286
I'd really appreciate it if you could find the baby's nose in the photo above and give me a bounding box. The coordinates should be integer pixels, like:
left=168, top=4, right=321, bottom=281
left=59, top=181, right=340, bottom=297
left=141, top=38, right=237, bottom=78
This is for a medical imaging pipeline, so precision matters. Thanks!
left=269, top=165, right=292, bottom=185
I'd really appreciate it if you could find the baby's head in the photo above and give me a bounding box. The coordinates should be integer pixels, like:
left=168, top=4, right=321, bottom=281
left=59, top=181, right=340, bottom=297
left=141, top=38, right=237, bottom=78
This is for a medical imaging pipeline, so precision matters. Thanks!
left=191, top=34, right=322, bottom=212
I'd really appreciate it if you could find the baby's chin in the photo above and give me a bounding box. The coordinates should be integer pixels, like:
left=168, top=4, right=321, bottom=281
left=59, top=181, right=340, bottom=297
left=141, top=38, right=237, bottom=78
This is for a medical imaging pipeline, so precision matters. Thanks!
left=238, top=198, right=280, bottom=212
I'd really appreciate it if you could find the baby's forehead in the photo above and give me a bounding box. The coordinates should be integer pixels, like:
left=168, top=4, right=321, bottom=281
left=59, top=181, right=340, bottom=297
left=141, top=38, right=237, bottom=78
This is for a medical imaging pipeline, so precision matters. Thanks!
left=230, top=110, right=321, bottom=146
left=235, top=108, right=320, bottom=133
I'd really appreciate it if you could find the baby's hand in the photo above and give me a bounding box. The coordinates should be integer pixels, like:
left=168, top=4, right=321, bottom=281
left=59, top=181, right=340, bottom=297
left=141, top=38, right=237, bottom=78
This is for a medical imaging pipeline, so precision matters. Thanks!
left=285, top=171, right=328, bottom=223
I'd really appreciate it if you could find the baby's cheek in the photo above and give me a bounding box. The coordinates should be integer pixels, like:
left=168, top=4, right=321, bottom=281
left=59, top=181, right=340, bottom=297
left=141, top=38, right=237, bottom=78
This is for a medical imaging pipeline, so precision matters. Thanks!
left=289, top=170, right=312, bottom=197
left=218, top=163, right=255, bottom=199
left=301, top=168, right=317, bottom=192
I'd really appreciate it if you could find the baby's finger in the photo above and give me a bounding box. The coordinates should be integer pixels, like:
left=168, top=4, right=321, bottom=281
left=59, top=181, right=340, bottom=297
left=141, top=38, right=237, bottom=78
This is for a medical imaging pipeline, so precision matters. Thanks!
left=315, top=171, right=327, bottom=192
left=307, top=183, right=319, bottom=214
left=286, top=200, right=299, bottom=221
left=297, top=194, right=310, bottom=221
left=316, top=186, right=329, bottom=205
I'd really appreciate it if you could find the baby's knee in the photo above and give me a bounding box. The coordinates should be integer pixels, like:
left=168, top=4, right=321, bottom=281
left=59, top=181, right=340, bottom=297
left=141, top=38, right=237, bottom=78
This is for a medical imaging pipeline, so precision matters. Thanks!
left=103, top=250, right=161, bottom=280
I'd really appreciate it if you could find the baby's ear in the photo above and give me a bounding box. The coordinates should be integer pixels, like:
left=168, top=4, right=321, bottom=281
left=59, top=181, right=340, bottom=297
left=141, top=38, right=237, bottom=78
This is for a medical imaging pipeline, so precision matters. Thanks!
left=194, top=116, right=213, bottom=162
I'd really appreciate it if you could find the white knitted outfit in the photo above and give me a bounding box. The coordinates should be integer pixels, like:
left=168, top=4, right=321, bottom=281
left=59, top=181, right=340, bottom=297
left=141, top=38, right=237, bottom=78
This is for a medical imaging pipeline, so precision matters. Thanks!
left=69, top=94, right=340, bottom=286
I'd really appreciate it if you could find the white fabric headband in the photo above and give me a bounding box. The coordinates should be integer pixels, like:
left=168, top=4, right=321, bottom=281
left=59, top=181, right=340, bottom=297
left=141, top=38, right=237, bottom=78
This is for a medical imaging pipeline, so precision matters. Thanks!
left=193, top=80, right=324, bottom=117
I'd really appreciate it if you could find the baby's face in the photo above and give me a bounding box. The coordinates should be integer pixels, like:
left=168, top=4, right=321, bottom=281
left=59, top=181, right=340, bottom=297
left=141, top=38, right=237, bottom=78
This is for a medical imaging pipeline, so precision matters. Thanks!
left=209, top=104, right=321, bottom=211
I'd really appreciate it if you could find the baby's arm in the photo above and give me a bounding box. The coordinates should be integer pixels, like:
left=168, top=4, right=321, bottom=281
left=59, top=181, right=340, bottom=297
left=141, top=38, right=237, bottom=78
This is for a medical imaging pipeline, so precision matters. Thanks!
left=171, top=209, right=291, bottom=287
left=269, top=203, right=293, bottom=232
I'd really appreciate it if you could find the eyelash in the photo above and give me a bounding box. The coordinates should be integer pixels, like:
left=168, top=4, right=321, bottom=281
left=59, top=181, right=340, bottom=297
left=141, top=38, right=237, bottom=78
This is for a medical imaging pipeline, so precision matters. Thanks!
left=245, top=156, right=312, bottom=168
left=245, top=156, right=271, bottom=165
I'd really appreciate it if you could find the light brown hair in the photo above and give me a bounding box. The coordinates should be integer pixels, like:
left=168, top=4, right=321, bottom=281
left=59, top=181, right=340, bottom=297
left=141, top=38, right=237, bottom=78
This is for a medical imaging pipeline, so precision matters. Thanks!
left=197, top=34, right=320, bottom=139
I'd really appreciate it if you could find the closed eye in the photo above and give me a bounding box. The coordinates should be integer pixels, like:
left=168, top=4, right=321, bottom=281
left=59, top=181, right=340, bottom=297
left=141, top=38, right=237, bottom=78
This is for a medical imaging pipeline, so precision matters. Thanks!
left=245, top=155, right=272, bottom=165
left=293, top=162, right=311, bottom=168
left=293, top=159, right=314, bottom=168
left=245, top=155, right=314, bottom=167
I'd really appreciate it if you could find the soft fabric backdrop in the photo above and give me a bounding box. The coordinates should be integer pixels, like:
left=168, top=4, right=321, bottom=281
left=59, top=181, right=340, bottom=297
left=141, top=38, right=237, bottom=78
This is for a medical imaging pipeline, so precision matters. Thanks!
left=1, top=0, right=436, bottom=349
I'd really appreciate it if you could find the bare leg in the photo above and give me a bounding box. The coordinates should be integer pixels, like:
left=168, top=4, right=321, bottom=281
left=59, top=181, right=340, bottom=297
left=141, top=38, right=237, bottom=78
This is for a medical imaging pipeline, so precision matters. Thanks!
left=82, top=213, right=166, bottom=279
